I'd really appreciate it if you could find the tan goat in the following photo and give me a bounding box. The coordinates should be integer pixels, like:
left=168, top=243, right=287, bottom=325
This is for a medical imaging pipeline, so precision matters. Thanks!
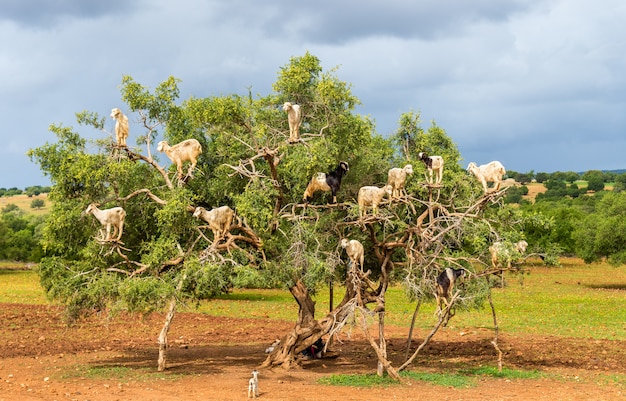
left=467, top=161, right=506, bottom=193
left=157, top=139, right=202, bottom=180
left=340, top=238, right=364, bottom=271
left=357, top=185, right=392, bottom=218
left=85, top=203, right=126, bottom=241
left=193, top=206, right=234, bottom=241
left=110, top=108, right=129, bottom=147
left=387, top=164, right=414, bottom=197
left=283, top=102, right=302, bottom=143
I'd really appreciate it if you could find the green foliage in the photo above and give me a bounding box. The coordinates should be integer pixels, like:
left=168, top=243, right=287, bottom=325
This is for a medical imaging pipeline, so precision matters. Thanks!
left=504, top=185, right=528, bottom=204
left=30, top=199, right=45, bottom=209
left=573, top=191, right=626, bottom=264
left=0, top=205, right=45, bottom=262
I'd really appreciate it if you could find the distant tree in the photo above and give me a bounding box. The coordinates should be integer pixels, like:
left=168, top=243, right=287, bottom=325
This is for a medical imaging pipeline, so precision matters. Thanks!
left=4, top=188, right=22, bottom=196
left=535, top=172, right=549, bottom=183
left=25, top=186, right=44, bottom=197
left=564, top=171, right=580, bottom=183
left=30, top=199, right=45, bottom=209
left=516, top=173, right=533, bottom=184
left=544, top=179, right=566, bottom=191
left=504, top=185, right=529, bottom=204
left=581, top=170, right=604, bottom=182
left=573, top=192, right=626, bottom=264
left=586, top=176, right=605, bottom=192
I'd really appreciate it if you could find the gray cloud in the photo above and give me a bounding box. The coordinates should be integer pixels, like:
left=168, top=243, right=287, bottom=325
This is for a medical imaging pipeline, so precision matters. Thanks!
left=0, top=0, right=134, bottom=27
left=0, top=0, right=625, bottom=188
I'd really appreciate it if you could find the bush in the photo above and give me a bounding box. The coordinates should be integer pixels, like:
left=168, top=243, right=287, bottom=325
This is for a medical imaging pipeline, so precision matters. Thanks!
left=31, top=199, right=45, bottom=209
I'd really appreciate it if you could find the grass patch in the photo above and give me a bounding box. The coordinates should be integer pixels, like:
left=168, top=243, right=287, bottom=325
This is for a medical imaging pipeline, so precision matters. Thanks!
left=320, top=367, right=544, bottom=388
left=318, top=373, right=398, bottom=387
left=459, top=366, right=545, bottom=380
left=62, top=365, right=179, bottom=382
left=0, top=267, right=48, bottom=304
left=401, top=371, right=475, bottom=388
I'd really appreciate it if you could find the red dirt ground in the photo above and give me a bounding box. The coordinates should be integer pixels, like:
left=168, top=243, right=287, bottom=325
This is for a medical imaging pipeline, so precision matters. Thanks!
left=1, top=303, right=625, bottom=400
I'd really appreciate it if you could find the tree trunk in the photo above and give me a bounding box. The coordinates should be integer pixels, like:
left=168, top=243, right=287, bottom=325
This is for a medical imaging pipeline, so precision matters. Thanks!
left=157, top=273, right=186, bottom=372
left=377, top=311, right=387, bottom=376
left=157, top=296, right=177, bottom=371
left=487, top=288, right=503, bottom=372
left=262, top=279, right=326, bottom=369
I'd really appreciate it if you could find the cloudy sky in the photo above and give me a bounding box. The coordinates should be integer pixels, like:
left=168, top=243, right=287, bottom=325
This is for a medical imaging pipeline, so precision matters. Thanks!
left=1, top=0, right=625, bottom=188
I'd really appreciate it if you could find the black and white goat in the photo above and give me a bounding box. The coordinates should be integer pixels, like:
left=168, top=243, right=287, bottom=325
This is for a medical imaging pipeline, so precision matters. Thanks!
left=418, top=152, right=444, bottom=185
left=302, top=161, right=349, bottom=204
left=435, top=267, right=465, bottom=313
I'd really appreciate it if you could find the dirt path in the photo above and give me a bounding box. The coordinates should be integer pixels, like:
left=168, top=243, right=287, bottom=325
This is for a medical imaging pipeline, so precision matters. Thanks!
left=1, top=303, right=625, bottom=400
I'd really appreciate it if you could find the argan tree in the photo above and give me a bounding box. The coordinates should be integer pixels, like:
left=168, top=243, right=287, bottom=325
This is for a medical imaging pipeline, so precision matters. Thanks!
left=29, top=52, right=531, bottom=376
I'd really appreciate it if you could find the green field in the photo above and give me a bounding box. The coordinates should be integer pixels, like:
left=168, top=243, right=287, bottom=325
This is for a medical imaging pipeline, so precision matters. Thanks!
left=2, top=257, right=625, bottom=340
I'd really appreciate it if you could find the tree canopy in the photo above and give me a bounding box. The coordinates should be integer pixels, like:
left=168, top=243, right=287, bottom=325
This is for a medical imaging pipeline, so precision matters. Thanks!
left=29, top=52, right=545, bottom=375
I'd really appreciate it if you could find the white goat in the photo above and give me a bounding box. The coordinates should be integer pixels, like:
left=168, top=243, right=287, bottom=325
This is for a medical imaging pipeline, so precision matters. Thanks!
left=110, top=108, right=129, bottom=147
left=467, top=161, right=506, bottom=193
left=193, top=206, right=234, bottom=241
left=387, top=164, right=414, bottom=198
left=85, top=203, right=126, bottom=241
left=340, top=238, right=364, bottom=271
left=357, top=185, right=392, bottom=218
left=283, top=102, right=302, bottom=143
left=418, top=152, right=444, bottom=185
left=489, top=240, right=528, bottom=270
left=248, top=370, right=259, bottom=398
left=157, top=139, right=202, bottom=179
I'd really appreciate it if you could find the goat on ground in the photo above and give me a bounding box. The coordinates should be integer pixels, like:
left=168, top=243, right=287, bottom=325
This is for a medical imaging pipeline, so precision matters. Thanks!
left=340, top=238, right=364, bottom=271
left=435, top=267, right=465, bottom=313
left=418, top=152, right=444, bottom=185
left=283, top=102, right=302, bottom=143
left=467, top=161, right=506, bottom=193
left=302, top=161, right=349, bottom=204
left=489, top=240, right=528, bottom=270
left=387, top=164, right=414, bottom=197
left=110, top=108, right=129, bottom=147
left=157, top=139, right=202, bottom=180
left=85, top=203, right=126, bottom=241
left=357, top=184, right=392, bottom=218
left=248, top=370, right=259, bottom=398
left=193, top=206, right=235, bottom=242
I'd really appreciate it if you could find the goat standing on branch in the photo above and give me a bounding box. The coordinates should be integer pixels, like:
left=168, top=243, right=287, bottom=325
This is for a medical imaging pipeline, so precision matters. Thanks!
left=110, top=108, right=129, bottom=147
left=283, top=102, right=302, bottom=143
left=193, top=206, right=235, bottom=242
left=303, top=161, right=349, bottom=204
left=435, top=267, right=465, bottom=313
left=357, top=184, right=392, bottom=218
left=157, top=139, right=202, bottom=180
left=387, top=164, right=413, bottom=197
left=341, top=238, right=364, bottom=271
left=85, top=203, right=126, bottom=241
left=467, top=161, right=506, bottom=193
left=418, top=152, right=444, bottom=185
